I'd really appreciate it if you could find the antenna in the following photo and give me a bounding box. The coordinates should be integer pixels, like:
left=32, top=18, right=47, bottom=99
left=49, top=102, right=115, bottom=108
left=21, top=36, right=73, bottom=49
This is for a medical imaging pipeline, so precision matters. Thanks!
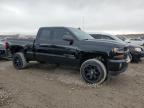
left=82, top=15, right=85, bottom=30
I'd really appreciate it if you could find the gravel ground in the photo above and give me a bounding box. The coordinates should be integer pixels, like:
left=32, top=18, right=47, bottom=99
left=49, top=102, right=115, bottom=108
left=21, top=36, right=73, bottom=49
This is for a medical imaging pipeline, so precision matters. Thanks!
left=0, top=60, right=144, bottom=108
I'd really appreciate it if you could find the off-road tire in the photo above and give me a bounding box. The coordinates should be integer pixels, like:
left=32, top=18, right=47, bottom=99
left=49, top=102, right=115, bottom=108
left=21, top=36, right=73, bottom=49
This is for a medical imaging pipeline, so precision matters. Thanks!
left=80, top=59, right=107, bottom=84
left=12, top=52, right=27, bottom=69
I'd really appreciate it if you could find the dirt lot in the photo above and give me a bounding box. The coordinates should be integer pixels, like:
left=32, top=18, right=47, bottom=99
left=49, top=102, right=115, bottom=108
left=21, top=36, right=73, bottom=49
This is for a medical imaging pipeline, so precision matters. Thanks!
left=0, top=60, right=144, bottom=108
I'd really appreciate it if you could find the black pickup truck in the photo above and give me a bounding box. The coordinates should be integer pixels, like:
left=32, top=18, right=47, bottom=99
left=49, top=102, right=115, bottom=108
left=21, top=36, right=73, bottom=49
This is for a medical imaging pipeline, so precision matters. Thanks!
left=10, top=27, right=130, bottom=84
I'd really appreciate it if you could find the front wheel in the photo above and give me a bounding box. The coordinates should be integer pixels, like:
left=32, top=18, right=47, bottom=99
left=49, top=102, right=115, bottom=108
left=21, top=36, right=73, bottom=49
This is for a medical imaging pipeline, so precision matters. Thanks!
left=80, top=59, right=107, bottom=84
left=12, top=52, right=27, bottom=69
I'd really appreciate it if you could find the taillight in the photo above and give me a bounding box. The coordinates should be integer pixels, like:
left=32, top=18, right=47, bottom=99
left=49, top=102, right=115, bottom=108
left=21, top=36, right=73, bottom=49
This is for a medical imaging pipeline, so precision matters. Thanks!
left=3, top=42, right=9, bottom=49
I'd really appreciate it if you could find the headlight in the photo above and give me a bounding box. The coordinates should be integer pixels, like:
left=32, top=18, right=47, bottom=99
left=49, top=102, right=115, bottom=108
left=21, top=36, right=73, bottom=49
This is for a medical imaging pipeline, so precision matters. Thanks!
left=134, top=48, right=142, bottom=52
left=112, top=47, right=129, bottom=53
left=112, top=48, right=119, bottom=53
left=112, top=47, right=129, bottom=60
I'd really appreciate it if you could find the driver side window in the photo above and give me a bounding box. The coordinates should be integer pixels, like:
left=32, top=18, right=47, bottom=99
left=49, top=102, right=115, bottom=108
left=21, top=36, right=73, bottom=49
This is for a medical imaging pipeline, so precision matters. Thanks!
left=52, top=28, right=73, bottom=45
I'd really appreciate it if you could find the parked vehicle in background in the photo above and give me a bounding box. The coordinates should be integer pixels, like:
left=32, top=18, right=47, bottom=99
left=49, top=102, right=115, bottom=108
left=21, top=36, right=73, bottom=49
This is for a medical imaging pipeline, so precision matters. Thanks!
left=6, top=37, right=34, bottom=46
left=91, top=34, right=144, bottom=63
left=9, top=27, right=130, bottom=84
left=140, top=37, right=144, bottom=42
left=118, top=36, right=144, bottom=48
left=141, top=38, right=144, bottom=47
left=0, top=37, right=11, bottom=59
left=0, top=37, right=34, bottom=59
left=121, top=37, right=144, bottom=46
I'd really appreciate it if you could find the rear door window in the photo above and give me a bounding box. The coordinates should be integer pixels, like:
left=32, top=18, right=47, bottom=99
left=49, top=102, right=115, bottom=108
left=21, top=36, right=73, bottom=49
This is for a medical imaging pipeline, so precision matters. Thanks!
left=38, top=29, right=52, bottom=43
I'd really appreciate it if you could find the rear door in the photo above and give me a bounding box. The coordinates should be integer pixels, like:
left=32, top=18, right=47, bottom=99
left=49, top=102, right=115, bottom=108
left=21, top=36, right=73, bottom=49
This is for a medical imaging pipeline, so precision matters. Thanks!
left=35, top=28, right=55, bottom=62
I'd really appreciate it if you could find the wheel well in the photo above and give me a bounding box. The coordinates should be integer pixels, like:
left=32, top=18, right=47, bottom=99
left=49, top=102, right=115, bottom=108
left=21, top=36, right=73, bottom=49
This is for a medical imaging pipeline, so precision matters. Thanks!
left=80, top=53, right=108, bottom=66
left=10, top=45, right=24, bottom=54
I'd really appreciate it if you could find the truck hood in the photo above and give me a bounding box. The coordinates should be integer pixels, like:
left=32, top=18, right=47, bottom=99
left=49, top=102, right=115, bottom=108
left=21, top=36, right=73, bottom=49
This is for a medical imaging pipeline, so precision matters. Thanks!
left=81, top=39, right=127, bottom=47
left=79, top=39, right=127, bottom=54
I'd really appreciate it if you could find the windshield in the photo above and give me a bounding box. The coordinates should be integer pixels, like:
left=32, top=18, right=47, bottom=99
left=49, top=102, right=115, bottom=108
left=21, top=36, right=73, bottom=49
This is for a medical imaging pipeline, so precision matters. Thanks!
left=130, top=38, right=142, bottom=41
left=109, top=35, right=124, bottom=42
left=68, top=28, right=94, bottom=40
left=118, top=36, right=128, bottom=41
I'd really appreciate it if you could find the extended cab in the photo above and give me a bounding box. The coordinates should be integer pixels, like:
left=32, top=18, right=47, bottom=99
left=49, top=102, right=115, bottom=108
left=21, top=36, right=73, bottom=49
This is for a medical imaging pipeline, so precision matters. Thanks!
left=10, top=27, right=130, bottom=84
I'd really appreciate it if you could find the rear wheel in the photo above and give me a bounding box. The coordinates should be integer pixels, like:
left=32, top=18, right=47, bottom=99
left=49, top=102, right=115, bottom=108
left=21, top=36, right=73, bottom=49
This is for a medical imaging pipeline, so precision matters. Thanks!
left=12, top=52, right=27, bottom=69
left=80, top=59, right=107, bottom=84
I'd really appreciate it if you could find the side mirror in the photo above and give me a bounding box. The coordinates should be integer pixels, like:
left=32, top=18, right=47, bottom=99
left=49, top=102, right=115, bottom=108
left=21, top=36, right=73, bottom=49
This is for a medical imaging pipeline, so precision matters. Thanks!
left=62, top=35, right=74, bottom=42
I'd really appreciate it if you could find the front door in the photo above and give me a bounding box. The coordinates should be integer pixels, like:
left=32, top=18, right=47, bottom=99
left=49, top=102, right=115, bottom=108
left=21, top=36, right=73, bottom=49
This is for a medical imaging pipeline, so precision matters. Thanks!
left=51, top=28, right=80, bottom=65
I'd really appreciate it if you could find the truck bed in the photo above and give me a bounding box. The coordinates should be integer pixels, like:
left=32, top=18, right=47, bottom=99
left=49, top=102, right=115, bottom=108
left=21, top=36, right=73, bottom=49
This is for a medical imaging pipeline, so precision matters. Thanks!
left=0, top=37, right=35, bottom=59
left=7, top=38, right=34, bottom=46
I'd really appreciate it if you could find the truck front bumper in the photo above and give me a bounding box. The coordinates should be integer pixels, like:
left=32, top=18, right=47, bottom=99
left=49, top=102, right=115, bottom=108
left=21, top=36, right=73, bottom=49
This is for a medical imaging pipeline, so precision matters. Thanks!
left=108, top=56, right=130, bottom=76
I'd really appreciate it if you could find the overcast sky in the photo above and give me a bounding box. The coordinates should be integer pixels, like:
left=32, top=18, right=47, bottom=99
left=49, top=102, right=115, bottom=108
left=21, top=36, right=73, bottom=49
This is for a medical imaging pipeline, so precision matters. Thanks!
left=0, top=0, right=144, bottom=34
